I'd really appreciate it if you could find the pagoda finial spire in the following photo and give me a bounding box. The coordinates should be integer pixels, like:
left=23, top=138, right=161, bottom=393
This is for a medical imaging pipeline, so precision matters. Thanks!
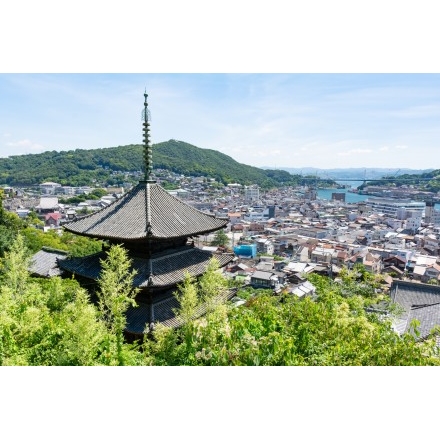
left=142, top=91, right=153, bottom=181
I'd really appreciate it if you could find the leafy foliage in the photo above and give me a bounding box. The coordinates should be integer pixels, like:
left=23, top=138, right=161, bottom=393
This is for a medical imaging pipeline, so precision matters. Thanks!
left=0, top=189, right=25, bottom=257
left=0, top=235, right=109, bottom=365
left=142, top=271, right=440, bottom=366
left=97, top=245, right=140, bottom=366
left=1, top=188, right=102, bottom=257
left=210, top=229, right=229, bottom=247
left=21, top=228, right=102, bottom=257
left=0, top=236, right=143, bottom=366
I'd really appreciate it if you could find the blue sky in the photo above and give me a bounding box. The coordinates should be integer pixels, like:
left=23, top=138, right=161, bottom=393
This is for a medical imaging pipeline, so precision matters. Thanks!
left=1, top=73, right=439, bottom=170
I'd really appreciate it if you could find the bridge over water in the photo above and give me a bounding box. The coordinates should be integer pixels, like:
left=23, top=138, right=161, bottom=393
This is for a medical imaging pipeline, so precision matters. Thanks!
left=299, top=177, right=436, bottom=182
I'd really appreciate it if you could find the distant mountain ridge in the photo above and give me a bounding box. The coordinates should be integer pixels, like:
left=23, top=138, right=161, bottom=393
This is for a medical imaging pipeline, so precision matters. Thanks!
left=0, top=140, right=334, bottom=189
left=269, top=167, right=440, bottom=193
left=262, top=167, right=434, bottom=181
left=3, top=140, right=436, bottom=190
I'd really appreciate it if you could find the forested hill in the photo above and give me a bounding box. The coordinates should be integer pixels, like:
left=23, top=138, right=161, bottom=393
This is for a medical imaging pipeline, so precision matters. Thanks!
left=0, top=139, right=334, bottom=188
left=360, top=169, right=440, bottom=193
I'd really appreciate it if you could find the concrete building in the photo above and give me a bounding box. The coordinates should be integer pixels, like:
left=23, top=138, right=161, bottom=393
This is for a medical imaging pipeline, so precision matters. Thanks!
left=244, top=185, right=260, bottom=203
left=39, top=182, right=62, bottom=195
left=425, top=200, right=440, bottom=225
left=366, top=198, right=425, bottom=219
left=331, top=193, right=346, bottom=202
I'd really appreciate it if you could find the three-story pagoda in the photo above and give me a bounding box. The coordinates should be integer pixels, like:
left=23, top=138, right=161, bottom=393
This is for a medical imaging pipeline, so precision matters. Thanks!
left=59, top=93, right=234, bottom=336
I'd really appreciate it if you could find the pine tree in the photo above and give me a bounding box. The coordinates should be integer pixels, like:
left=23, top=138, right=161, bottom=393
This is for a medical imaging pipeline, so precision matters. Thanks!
left=211, top=229, right=229, bottom=247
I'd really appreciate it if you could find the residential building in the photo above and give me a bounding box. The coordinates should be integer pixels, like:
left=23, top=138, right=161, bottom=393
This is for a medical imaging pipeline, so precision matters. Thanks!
left=234, top=243, right=257, bottom=259
left=250, top=270, right=278, bottom=289
left=425, top=200, right=440, bottom=225
left=256, top=238, right=274, bottom=255
left=244, top=185, right=260, bottom=203
left=366, top=198, right=425, bottom=219
left=39, top=182, right=62, bottom=195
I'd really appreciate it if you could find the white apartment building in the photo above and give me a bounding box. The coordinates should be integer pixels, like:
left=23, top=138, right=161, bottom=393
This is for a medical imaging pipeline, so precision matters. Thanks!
left=40, top=182, right=62, bottom=195
left=62, top=186, right=76, bottom=195
left=430, top=211, right=440, bottom=225
left=405, top=216, right=422, bottom=232
left=366, top=198, right=425, bottom=219
left=425, top=201, right=440, bottom=225
left=244, top=185, right=260, bottom=203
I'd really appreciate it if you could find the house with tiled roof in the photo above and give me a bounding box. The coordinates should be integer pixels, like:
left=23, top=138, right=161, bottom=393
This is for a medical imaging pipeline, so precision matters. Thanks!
left=383, top=255, right=407, bottom=271
left=36, top=197, right=59, bottom=213
left=348, top=250, right=382, bottom=273
left=250, top=270, right=279, bottom=289
left=45, top=212, right=62, bottom=227
left=390, top=280, right=440, bottom=343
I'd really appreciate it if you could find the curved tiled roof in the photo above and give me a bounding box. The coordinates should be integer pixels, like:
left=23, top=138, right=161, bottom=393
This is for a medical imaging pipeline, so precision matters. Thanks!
left=125, top=288, right=237, bottom=334
left=58, top=246, right=234, bottom=288
left=29, top=248, right=68, bottom=277
left=63, top=182, right=228, bottom=240
left=390, top=280, right=440, bottom=339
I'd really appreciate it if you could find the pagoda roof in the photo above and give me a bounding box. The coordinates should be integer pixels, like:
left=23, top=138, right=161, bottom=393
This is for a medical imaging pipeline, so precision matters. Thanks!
left=63, top=181, right=228, bottom=241
left=29, top=247, right=68, bottom=277
left=125, top=288, right=237, bottom=334
left=58, top=245, right=234, bottom=289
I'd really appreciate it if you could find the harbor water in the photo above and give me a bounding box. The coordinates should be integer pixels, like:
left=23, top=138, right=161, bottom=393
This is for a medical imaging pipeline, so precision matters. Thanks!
left=316, top=188, right=369, bottom=204
left=316, top=188, right=440, bottom=209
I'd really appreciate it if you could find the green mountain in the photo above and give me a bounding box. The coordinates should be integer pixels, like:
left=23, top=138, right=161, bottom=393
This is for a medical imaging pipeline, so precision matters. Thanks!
left=0, top=139, right=335, bottom=189
left=360, top=169, right=440, bottom=193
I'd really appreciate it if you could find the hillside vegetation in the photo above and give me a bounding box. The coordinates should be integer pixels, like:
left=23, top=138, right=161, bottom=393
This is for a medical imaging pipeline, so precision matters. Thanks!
left=0, top=139, right=334, bottom=188
left=360, top=169, right=440, bottom=193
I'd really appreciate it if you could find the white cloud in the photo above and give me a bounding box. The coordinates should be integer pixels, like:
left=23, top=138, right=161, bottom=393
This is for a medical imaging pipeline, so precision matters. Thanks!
left=254, top=149, right=282, bottom=158
left=394, top=145, right=408, bottom=150
left=379, top=146, right=389, bottom=151
left=337, top=148, right=373, bottom=156
left=6, top=139, right=46, bottom=153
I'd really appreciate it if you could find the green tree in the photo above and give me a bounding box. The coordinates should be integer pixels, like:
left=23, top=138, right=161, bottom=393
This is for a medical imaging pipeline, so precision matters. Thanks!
left=198, top=257, right=229, bottom=312
left=211, top=229, right=229, bottom=247
left=24, top=211, right=44, bottom=227
left=143, top=260, right=231, bottom=366
left=97, top=245, right=139, bottom=366
left=0, top=189, right=24, bottom=256
left=142, top=275, right=440, bottom=366
left=1, top=234, right=31, bottom=295
left=60, top=232, right=102, bottom=257
left=0, top=234, right=110, bottom=365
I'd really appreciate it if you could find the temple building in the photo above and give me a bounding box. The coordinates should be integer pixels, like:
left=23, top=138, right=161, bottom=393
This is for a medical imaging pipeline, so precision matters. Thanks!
left=51, top=93, right=234, bottom=337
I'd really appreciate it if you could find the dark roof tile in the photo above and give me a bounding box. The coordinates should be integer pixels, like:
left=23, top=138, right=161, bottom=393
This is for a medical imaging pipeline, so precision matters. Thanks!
left=58, top=246, right=234, bottom=288
left=29, top=248, right=68, bottom=277
left=63, top=182, right=228, bottom=240
left=390, top=280, right=440, bottom=341
left=125, top=288, right=237, bottom=334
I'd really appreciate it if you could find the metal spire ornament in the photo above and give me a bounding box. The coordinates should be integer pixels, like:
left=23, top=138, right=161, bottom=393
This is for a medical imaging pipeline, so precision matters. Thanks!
left=142, top=91, right=153, bottom=182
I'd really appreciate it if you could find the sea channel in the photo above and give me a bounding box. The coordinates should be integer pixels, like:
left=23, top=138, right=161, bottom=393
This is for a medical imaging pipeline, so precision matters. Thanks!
left=316, top=187, right=440, bottom=209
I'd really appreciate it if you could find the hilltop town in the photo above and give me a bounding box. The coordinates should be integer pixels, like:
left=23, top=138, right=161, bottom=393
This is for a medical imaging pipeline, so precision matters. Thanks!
left=4, top=168, right=440, bottom=297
